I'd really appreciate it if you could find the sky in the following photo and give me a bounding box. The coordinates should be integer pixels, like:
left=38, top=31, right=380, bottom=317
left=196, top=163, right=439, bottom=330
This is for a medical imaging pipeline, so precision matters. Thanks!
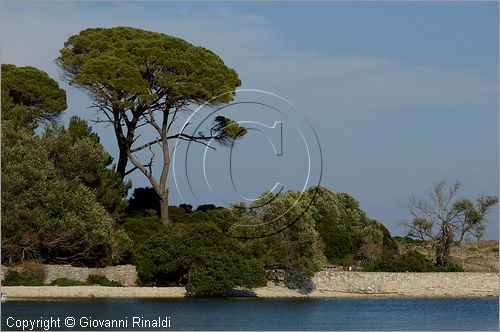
left=1, top=1, right=498, bottom=239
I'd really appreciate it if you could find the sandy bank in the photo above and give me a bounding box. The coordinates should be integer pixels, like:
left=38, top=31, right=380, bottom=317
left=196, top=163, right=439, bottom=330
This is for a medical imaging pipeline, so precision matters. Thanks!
left=1, top=286, right=186, bottom=299
left=2, top=272, right=499, bottom=299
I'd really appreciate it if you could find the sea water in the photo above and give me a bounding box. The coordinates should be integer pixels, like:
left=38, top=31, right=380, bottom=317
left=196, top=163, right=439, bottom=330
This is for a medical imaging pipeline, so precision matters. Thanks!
left=1, top=297, right=498, bottom=330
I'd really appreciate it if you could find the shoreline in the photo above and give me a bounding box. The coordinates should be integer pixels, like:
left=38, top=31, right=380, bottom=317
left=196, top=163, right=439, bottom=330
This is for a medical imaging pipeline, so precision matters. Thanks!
left=2, top=283, right=499, bottom=300
left=3, top=272, right=498, bottom=300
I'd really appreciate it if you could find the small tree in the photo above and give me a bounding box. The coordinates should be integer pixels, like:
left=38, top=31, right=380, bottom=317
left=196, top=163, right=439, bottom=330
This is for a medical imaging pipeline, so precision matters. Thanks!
left=358, top=242, right=383, bottom=264
left=57, top=27, right=246, bottom=224
left=405, top=181, right=498, bottom=266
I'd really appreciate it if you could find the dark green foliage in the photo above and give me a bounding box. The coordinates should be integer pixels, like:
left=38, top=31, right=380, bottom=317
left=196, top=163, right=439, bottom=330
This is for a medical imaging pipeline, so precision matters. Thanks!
left=318, top=224, right=357, bottom=264
left=186, top=249, right=266, bottom=295
left=50, top=278, right=86, bottom=286
left=433, top=264, right=464, bottom=272
left=122, top=214, right=169, bottom=244
left=42, top=117, right=130, bottom=221
left=196, top=204, right=223, bottom=212
left=131, top=230, right=185, bottom=285
left=1, top=111, right=131, bottom=265
left=95, top=170, right=130, bottom=222
left=86, top=275, right=122, bottom=287
left=57, top=27, right=240, bottom=107
left=232, top=190, right=325, bottom=276
left=305, top=187, right=395, bottom=264
left=1, top=64, right=66, bottom=130
left=379, top=223, right=398, bottom=253
left=0, top=69, right=118, bottom=266
left=392, top=236, right=425, bottom=245
left=179, top=204, right=193, bottom=214
left=129, top=221, right=266, bottom=292
left=168, top=206, right=191, bottom=223
left=210, top=116, right=248, bottom=146
left=364, top=251, right=434, bottom=272
left=1, top=126, right=115, bottom=265
left=364, top=250, right=464, bottom=272
left=127, top=187, right=161, bottom=214
left=168, top=204, right=236, bottom=229
left=56, top=27, right=242, bottom=180
left=3, top=270, right=43, bottom=286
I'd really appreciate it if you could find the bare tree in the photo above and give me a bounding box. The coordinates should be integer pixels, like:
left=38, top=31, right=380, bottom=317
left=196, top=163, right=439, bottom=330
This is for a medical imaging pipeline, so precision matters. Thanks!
left=405, top=181, right=498, bottom=266
left=358, top=242, right=383, bottom=264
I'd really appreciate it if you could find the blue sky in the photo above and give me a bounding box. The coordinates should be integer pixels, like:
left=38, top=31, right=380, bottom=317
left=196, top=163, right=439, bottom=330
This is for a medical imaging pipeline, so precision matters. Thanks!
left=2, top=1, right=498, bottom=238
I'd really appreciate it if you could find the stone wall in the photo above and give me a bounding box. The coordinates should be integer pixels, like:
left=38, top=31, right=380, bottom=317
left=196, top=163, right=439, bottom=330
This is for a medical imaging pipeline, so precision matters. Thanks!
left=266, top=269, right=499, bottom=296
left=2, top=265, right=498, bottom=296
left=1, top=264, right=138, bottom=287
left=312, top=271, right=499, bottom=295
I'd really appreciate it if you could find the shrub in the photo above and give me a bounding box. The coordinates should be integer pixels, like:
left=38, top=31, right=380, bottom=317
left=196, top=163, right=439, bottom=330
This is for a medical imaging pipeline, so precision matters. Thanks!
left=364, top=250, right=464, bottom=272
left=433, top=264, right=464, bottom=272
left=21, top=261, right=46, bottom=281
left=132, top=231, right=186, bottom=286
left=1, top=119, right=131, bottom=266
left=364, top=251, right=434, bottom=272
left=186, top=249, right=266, bottom=295
left=490, top=247, right=499, bottom=253
left=307, top=187, right=396, bottom=264
left=392, top=236, right=425, bottom=245
left=3, top=270, right=43, bottom=286
left=123, top=214, right=169, bottom=244
left=50, top=278, right=85, bottom=286
left=132, top=222, right=268, bottom=292
left=86, top=274, right=122, bottom=287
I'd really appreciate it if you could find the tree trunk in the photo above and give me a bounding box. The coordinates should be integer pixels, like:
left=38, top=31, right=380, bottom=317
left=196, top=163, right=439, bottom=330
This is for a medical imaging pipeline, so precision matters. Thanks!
left=112, top=106, right=139, bottom=180
left=116, top=145, right=128, bottom=178
left=435, top=226, right=452, bottom=266
left=159, top=189, right=170, bottom=225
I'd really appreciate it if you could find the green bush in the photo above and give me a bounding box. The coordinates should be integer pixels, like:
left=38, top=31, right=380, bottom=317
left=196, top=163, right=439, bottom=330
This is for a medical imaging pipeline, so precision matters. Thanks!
left=307, top=187, right=396, bottom=264
left=132, top=231, right=186, bottom=286
left=1, top=118, right=131, bottom=266
left=392, top=236, right=425, bottom=245
left=50, top=278, right=85, bottom=286
left=86, top=275, right=122, bottom=287
left=122, top=214, right=169, bottom=244
left=433, top=264, right=464, bottom=272
left=132, top=222, right=267, bottom=293
left=3, top=270, right=44, bottom=286
left=186, top=247, right=266, bottom=295
left=364, top=250, right=464, bottom=272
left=364, top=251, right=435, bottom=272
left=490, top=247, right=499, bottom=253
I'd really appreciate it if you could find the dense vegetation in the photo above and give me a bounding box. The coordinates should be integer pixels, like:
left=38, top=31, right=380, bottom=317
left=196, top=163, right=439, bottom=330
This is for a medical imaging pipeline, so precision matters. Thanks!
left=3, top=271, right=44, bottom=286
left=3, top=272, right=121, bottom=287
left=1, top=64, right=131, bottom=267
left=5, top=26, right=494, bottom=294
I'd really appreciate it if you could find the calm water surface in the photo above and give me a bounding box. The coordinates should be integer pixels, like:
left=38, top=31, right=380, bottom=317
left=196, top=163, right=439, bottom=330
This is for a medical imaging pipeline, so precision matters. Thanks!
left=1, top=297, right=498, bottom=330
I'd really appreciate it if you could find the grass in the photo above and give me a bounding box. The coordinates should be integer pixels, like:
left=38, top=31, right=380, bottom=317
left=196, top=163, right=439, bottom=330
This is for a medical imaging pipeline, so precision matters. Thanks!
left=86, top=274, right=122, bottom=287
left=50, top=278, right=86, bottom=286
left=2, top=270, right=43, bottom=286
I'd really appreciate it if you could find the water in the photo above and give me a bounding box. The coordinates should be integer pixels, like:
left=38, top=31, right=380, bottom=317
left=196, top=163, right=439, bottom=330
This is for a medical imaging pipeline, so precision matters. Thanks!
left=1, top=297, right=498, bottom=330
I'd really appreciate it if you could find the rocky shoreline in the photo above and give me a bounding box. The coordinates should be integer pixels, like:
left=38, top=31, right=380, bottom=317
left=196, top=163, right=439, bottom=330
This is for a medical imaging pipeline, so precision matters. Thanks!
left=2, top=272, right=499, bottom=299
